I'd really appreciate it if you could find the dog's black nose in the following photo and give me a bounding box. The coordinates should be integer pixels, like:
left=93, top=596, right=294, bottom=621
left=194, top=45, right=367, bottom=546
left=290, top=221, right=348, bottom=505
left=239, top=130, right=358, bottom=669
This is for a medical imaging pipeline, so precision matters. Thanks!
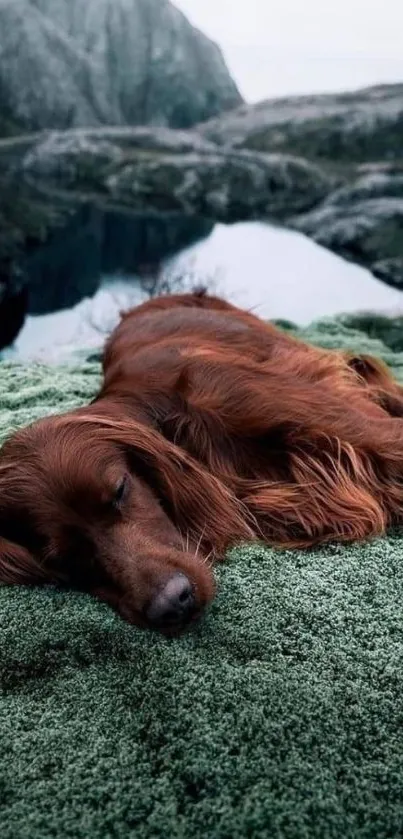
left=146, top=573, right=196, bottom=629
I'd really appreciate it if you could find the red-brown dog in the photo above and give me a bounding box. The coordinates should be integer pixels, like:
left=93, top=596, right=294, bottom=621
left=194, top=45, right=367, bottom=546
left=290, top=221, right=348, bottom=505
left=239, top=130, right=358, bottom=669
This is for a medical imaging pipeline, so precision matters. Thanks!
left=1, top=292, right=403, bottom=634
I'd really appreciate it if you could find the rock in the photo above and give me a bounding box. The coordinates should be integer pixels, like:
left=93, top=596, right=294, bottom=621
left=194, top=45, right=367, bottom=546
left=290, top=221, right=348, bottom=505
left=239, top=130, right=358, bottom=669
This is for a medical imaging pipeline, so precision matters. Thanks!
left=0, top=123, right=331, bottom=342
left=291, top=189, right=403, bottom=289
left=198, top=84, right=403, bottom=287
left=0, top=0, right=115, bottom=135
left=0, top=167, right=72, bottom=296
left=197, top=85, right=403, bottom=287
left=321, top=166, right=403, bottom=205
left=198, top=84, right=403, bottom=163
left=0, top=0, right=242, bottom=136
left=372, top=258, right=403, bottom=288
left=20, top=127, right=332, bottom=221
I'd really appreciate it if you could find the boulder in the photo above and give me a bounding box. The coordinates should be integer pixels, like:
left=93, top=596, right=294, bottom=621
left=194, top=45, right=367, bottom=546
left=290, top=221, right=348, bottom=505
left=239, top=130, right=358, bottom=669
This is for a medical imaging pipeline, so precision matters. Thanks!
left=0, top=0, right=242, bottom=136
left=198, top=84, right=403, bottom=163
left=0, top=124, right=331, bottom=346
left=20, top=127, right=332, bottom=221
left=291, top=167, right=403, bottom=288
left=197, top=85, right=403, bottom=287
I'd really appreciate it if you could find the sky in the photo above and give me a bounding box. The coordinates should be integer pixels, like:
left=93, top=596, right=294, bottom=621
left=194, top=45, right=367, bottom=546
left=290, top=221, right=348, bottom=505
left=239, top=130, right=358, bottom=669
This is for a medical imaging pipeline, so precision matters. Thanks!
left=174, top=0, right=403, bottom=101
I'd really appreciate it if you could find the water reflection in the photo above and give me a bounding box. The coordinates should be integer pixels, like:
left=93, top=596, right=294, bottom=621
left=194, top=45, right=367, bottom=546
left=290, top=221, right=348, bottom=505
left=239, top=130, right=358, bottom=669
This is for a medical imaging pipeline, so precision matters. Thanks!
left=5, top=221, right=403, bottom=364
left=24, top=206, right=213, bottom=315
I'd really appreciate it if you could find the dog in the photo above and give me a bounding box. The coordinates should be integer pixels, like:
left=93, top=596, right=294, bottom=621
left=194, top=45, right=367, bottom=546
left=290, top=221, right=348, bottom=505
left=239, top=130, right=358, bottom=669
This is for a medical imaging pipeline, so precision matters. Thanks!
left=1, top=291, right=403, bottom=634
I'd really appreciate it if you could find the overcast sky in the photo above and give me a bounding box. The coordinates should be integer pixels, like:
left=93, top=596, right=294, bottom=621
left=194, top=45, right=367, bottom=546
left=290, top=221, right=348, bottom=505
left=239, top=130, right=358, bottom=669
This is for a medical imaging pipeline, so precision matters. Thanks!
left=174, top=0, right=403, bottom=101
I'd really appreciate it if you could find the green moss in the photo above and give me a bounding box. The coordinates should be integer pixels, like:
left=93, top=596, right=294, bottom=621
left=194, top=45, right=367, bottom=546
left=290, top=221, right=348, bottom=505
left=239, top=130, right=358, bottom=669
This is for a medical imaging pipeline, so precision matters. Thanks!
left=2, top=319, right=403, bottom=837
left=339, top=313, right=403, bottom=353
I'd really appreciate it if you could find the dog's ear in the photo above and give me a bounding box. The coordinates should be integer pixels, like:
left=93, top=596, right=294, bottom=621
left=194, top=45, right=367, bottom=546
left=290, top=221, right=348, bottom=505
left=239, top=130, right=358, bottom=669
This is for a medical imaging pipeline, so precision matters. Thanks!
left=116, top=421, right=254, bottom=551
left=74, top=414, right=254, bottom=553
left=347, top=353, right=403, bottom=417
left=0, top=537, right=44, bottom=585
left=347, top=353, right=393, bottom=386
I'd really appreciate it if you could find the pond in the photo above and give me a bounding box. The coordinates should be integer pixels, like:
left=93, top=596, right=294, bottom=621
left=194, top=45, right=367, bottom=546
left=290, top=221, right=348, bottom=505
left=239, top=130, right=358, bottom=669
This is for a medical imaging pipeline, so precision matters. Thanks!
left=4, top=216, right=403, bottom=364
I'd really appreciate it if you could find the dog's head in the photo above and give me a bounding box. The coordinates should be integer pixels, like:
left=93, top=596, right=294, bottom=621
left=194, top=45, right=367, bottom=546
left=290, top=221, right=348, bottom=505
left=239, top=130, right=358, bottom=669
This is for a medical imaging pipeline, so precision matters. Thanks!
left=0, top=411, right=249, bottom=634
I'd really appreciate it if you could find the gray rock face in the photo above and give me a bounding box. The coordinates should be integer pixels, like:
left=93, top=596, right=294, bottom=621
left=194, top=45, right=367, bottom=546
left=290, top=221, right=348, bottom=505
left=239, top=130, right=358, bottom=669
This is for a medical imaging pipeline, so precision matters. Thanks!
left=321, top=166, right=403, bottom=206
left=2, top=73, right=403, bottom=348
left=0, top=0, right=118, bottom=133
left=197, top=83, right=403, bottom=287
left=0, top=0, right=242, bottom=135
left=198, top=84, right=403, bottom=163
left=291, top=166, right=403, bottom=287
left=0, top=160, right=214, bottom=321
left=20, top=128, right=332, bottom=221
left=0, top=124, right=330, bottom=343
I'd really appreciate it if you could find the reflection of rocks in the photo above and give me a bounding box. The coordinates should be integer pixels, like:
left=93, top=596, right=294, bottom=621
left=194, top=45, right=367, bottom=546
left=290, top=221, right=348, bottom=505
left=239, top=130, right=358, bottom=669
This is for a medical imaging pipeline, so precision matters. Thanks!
left=0, top=0, right=242, bottom=136
left=26, top=204, right=213, bottom=315
left=25, top=205, right=104, bottom=314
left=102, top=210, right=213, bottom=279
left=0, top=286, right=28, bottom=351
left=0, top=170, right=73, bottom=326
left=21, top=127, right=332, bottom=221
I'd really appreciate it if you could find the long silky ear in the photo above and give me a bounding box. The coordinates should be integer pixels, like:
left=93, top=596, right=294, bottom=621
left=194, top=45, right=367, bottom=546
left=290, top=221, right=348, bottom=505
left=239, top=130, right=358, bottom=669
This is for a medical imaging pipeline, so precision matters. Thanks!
left=73, top=415, right=255, bottom=553
left=347, top=353, right=403, bottom=417
left=347, top=353, right=395, bottom=386
left=116, top=422, right=255, bottom=551
left=0, top=537, right=44, bottom=585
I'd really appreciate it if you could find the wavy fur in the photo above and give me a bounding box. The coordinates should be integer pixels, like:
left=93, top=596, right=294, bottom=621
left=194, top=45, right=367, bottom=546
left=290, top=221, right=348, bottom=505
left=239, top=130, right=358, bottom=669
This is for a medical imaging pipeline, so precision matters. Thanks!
left=1, top=292, right=403, bottom=629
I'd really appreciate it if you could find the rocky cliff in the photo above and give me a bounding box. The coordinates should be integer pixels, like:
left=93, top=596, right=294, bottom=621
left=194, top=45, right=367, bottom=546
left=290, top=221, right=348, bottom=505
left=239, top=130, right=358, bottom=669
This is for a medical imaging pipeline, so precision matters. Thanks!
left=1, top=0, right=403, bottom=351
left=0, top=0, right=243, bottom=344
left=0, top=0, right=242, bottom=135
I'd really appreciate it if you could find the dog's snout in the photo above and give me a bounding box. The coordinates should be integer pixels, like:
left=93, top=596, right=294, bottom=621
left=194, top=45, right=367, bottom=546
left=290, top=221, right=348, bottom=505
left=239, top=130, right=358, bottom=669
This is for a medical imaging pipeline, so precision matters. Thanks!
left=146, top=573, right=196, bottom=629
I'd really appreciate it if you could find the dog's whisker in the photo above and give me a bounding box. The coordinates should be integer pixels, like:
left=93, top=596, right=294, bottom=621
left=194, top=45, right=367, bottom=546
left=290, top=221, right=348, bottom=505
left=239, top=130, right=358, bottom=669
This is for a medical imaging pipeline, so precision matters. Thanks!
left=194, top=525, right=207, bottom=559
left=202, top=550, right=214, bottom=568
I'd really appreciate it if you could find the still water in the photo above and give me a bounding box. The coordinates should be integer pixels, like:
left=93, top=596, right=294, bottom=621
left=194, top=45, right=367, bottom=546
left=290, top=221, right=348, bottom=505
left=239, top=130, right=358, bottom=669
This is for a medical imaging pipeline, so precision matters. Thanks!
left=6, top=221, right=403, bottom=364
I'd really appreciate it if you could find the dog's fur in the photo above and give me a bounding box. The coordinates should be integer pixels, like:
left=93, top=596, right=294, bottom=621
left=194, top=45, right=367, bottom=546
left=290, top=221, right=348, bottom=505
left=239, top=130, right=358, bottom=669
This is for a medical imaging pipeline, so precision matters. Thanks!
left=1, top=292, right=403, bottom=632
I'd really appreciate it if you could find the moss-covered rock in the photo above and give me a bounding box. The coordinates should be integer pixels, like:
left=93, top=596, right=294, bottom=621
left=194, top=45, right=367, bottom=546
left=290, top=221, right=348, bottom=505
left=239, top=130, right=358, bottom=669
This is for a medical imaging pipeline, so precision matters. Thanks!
left=20, top=127, right=332, bottom=221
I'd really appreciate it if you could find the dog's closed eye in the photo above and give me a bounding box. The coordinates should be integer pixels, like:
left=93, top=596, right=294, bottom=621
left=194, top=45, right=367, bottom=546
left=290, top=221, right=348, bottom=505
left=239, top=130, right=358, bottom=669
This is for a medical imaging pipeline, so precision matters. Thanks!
left=113, top=474, right=130, bottom=507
